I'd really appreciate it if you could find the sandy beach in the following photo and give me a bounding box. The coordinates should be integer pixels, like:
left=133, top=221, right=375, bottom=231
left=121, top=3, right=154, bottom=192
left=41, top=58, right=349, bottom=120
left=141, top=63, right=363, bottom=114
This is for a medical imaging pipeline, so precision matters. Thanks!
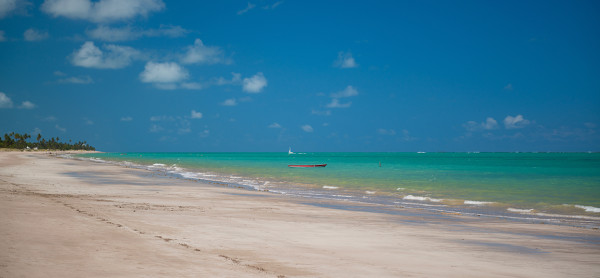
left=1, top=152, right=599, bottom=277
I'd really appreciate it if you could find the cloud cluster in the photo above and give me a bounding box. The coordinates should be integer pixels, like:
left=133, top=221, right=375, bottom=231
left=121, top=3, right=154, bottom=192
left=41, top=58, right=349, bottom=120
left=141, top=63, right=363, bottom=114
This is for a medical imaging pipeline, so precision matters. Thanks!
left=71, top=41, right=141, bottom=69
left=23, top=28, right=48, bottom=41
left=504, top=115, right=530, bottom=129
left=242, top=72, right=267, bottom=93
left=190, top=110, right=202, bottom=119
left=0, top=0, right=30, bottom=18
left=221, top=98, right=237, bottom=106
left=41, top=0, right=165, bottom=23
left=301, top=124, right=313, bottom=133
left=140, top=61, right=189, bottom=84
left=181, top=39, right=229, bottom=65
left=268, top=122, right=281, bottom=128
left=333, top=51, right=357, bottom=68
left=327, top=85, right=357, bottom=108
left=58, top=75, right=93, bottom=84
left=0, top=0, right=18, bottom=18
left=463, top=117, right=498, bottom=132
left=237, top=1, right=283, bottom=15
left=0, top=92, right=36, bottom=109
left=237, top=2, right=255, bottom=15
left=464, top=115, right=531, bottom=133
left=19, top=100, right=36, bottom=109
left=0, top=92, right=13, bottom=108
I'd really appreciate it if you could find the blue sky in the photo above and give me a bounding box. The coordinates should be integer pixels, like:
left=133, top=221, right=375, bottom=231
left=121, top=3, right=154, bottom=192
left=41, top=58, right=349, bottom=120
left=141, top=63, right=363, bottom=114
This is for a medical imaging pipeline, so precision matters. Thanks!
left=0, top=0, right=599, bottom=152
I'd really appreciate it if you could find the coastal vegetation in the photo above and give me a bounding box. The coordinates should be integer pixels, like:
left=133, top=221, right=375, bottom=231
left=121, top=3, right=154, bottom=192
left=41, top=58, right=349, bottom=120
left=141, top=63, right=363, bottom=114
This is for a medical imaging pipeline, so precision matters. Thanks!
left=0, top=132, right=95, bottom=151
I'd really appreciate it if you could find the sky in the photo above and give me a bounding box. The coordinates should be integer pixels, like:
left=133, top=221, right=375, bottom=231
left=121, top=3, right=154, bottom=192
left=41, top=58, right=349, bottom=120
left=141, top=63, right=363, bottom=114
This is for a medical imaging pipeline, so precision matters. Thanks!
left=0, top=0, right=599, bottom=152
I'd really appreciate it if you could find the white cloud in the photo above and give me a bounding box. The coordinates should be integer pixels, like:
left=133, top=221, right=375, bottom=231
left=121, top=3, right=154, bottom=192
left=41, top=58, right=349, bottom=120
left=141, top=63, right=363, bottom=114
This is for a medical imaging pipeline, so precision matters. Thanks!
left=41, top=0, right=165, bottom=23
left=18, top=101, right=36, bottom=109
left=86, top=25, right=135, bottom=41
left=331, top=85, right=358, bottom=98
left=120, top=116, right=133, bottom=121
left=180, top=82, right=203, bottom=90
left=58, top=75, right=93, bottom=84
left=0, top=30, right=6, bottom=41
left=242, top=72, right=267, bottom=93
left=149, top=124, right=163, bottom=133
left=221, top=98, right=237, bottom=106
left=377, top=128, right=396, bottom=135
left=55, top=124, right=66, bottom=132
left=86, top=24, right=188, bottom=42
left=0, top=0, right=17, bottom=18
left=504, top=115, right=530, bottom=129
left=463, top=117, right=498, bottom=132
left=262, top=1, right=282, bottom=9
left=326, top=98, right=351, bottom=108
left=181, top=38, right=228, bottom=65
left=215, top=72, right=241, bottom=85
left=0, top=0, right=28, bottom=18
left=237, top=2, right=255, bottom=15
left=139, top=61, right=188, bottom=84
left=190, top=110, right=203, bottom=119
left=71, top=41, right=141, bottom=69
left=325, top=86, right=357, bottom=109
left=333, top=51, right=357, bottom=68
left=268, top=122, right=281, bottom=128
left=482, top=117, right=498, bottom=130
left=0, top=92, right=13, bottom=108
left=178, top=127, right=191, bottom=134
left=504, top=83, right=513, bottom=90
left=23, top=28, right=49, bottom=41
left=83, top=118, right=93, bottom=125
left=301, top=124, right=313, bottom=133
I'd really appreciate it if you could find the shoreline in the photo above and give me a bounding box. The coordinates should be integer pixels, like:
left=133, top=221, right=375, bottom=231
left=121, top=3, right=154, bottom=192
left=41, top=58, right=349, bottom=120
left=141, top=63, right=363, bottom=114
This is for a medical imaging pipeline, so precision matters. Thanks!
left=1, top=152, right=599, bottom=277
left=71, top=152, right=600, bottom=229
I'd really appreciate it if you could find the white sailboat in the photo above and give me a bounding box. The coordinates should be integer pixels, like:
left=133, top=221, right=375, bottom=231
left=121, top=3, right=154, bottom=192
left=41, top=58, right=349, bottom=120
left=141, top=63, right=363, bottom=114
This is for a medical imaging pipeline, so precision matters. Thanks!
left=288, top=147, right=294, bottom=155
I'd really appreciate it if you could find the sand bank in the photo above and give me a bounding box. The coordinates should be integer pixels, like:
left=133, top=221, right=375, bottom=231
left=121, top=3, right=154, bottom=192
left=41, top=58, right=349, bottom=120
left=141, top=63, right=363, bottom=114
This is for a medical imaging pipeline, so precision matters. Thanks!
left=1, top=152, right=598, bottom=277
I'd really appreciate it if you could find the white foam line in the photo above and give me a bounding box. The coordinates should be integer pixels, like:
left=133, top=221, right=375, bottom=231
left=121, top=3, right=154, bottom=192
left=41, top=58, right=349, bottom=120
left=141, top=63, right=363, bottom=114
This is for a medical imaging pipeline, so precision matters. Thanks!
left=464, top=200, right=495, bottom=206
left=574, top=205, right=600, bottom=213
left=507, top=208, right=534, bottom=214
left=403, top=195, right=443, bottom=203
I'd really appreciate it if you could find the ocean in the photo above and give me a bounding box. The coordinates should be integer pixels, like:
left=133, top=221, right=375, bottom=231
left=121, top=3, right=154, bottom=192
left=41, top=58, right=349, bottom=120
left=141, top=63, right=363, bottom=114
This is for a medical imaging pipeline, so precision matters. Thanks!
left=74, top=152, right=600, bottom=228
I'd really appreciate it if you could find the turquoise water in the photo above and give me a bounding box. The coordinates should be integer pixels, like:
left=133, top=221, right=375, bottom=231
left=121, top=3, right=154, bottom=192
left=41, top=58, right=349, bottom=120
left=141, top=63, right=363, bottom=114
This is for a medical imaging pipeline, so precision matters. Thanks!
left=77, top=152, right=600, bottom=222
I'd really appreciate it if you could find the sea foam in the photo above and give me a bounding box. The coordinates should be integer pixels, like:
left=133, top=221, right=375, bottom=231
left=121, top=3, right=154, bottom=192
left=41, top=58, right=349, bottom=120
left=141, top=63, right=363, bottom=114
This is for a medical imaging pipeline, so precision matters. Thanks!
left=403, top=195, right=443, bottom=203
left=574, top=205, right=600, bottom=213
left=464, top=200, right=495, bottom=206
left=507, top=208, right=534, bottom=214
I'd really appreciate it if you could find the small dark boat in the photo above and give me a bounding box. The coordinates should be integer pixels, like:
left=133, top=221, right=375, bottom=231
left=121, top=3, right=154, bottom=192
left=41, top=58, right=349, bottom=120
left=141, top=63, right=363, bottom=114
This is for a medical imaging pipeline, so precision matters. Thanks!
left=288, top=164, right=327, bottom=168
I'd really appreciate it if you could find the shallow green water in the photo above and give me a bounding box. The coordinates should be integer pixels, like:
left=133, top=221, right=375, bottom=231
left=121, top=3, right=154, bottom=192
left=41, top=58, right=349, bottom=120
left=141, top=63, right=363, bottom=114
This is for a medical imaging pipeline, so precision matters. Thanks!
left=78, top=152, right=600, bottom=216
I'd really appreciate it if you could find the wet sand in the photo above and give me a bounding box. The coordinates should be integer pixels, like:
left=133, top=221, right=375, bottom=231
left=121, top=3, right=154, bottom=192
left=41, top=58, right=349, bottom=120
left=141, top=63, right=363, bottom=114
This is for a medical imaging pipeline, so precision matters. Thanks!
left=1, top=152, right=599, bottom=277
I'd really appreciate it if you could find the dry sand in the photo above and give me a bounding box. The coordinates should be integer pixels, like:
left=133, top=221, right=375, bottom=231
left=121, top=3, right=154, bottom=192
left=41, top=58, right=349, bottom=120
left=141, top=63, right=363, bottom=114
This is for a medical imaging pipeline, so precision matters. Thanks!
left=1, top=152, right=599, bottom=277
